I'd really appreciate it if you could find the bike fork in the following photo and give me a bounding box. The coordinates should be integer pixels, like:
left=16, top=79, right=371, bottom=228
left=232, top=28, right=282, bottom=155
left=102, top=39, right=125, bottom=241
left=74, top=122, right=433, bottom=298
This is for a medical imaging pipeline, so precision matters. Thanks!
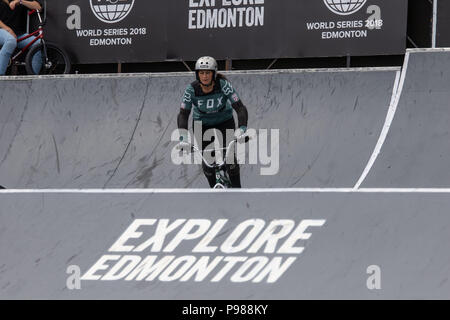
left=40, top=39, right=49, bottom=66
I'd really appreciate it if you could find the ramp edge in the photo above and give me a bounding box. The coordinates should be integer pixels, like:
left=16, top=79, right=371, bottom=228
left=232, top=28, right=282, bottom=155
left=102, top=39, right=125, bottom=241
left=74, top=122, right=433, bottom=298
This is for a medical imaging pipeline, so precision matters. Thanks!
left=2, top=188, right=450, bottom=194
left=0, top=67, right=401, bottom=81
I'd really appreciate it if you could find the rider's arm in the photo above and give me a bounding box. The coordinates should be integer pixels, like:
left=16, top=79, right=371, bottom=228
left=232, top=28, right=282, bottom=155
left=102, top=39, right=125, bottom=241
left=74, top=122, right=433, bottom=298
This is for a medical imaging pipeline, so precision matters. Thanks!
left=11, top=0, right=42, bottom=11
left=231, top=100, right=248, bottom=129
left=177, top=108, right=191, bottom=130
left=178, top=85, right=194, bottom=130
left=220, top=79, right=248, bottom=129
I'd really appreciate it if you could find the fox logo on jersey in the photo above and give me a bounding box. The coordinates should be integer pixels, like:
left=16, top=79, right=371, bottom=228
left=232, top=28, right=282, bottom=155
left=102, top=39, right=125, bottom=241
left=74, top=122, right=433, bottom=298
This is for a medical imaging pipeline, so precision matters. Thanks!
left=222, top=81, right=234, bottom=95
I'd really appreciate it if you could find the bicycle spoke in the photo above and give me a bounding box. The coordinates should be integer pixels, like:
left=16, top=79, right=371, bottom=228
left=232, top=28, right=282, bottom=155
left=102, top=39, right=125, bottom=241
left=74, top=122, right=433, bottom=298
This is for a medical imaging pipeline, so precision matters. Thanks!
left=26, top=43, right=71, bottom=75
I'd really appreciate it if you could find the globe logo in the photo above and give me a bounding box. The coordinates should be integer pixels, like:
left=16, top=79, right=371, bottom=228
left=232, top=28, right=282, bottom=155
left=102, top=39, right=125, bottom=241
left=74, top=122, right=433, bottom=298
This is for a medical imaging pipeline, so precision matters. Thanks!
left=323, top=0, right=367, bottom=16
left=89, top=0, right=135, bottom=24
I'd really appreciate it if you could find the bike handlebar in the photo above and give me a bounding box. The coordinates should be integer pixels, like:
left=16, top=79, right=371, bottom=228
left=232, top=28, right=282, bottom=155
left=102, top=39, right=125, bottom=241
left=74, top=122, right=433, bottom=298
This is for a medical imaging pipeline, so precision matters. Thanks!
left=28, top=1, right=46, bottom=24
left=185, top=135, right=249, bottom=169
left=191, top=139, right=236, bottom=169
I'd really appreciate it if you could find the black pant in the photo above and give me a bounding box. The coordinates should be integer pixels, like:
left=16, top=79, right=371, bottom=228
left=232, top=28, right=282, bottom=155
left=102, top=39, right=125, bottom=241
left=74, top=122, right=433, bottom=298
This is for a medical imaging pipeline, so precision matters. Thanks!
left=193, top=117, right=241, bottom=188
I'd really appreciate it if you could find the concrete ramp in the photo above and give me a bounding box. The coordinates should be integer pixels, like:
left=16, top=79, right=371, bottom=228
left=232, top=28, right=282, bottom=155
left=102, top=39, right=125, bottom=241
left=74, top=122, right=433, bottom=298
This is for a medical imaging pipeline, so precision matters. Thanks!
left=0, top=75, right=188, bottom=188
left=2, top=50, right=450, bottom=300
left=0, top=190, right=449, bottom=299
left=0, top=68, right=399, bottom=188
left=362, top=49, right=450, bottom=187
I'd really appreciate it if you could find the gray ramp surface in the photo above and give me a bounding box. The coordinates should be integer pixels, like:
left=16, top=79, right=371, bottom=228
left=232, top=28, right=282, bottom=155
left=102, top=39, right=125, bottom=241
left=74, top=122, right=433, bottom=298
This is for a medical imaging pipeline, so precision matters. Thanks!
left=0, top=69, right=398, bottom=188
left=0, top=192, right=449, bottom=299
left=1, top=57, right=450, bottom=300
left=362, top=49, right=450, bottom=187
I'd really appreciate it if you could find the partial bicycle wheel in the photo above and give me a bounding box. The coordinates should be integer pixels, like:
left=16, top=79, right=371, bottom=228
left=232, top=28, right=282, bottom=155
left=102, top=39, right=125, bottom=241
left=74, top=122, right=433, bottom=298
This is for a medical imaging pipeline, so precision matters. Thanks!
left=25, top=42, right=71, bottom=75
left=221, top=170, right=233, bottom=188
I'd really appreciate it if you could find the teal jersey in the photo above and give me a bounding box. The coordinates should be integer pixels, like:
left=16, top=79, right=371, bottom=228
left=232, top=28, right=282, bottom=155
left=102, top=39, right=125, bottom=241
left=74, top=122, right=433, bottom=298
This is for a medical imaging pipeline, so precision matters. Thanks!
left=181, top=78, right=241, bottom=126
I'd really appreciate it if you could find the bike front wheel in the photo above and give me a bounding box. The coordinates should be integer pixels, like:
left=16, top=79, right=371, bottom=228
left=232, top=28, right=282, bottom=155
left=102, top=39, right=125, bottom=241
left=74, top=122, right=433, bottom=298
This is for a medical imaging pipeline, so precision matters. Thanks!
left=217, top=170, right=232, bottom=189
left=25, top=42, right=71, bottom=75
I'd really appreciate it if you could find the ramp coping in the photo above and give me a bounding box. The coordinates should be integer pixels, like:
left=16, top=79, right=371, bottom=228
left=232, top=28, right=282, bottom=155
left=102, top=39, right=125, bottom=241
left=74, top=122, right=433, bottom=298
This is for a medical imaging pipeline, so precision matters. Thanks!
left=407, top=48, right=450, bottom=53
left=2, top=188, right=450, bottom=194
left=0, top=67, right=401, bottom=81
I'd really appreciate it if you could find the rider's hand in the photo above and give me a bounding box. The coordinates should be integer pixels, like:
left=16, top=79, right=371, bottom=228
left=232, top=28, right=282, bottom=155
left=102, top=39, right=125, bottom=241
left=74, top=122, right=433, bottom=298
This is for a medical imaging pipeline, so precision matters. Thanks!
left=9, top=0, right=20, bottom=10
left=176, top=133, right=190, bottom=150
left=234, top=126, right=247, bottom=143
left=176, top=133, right=191, bottom=152
left=176, top=141, right=191, bottom=152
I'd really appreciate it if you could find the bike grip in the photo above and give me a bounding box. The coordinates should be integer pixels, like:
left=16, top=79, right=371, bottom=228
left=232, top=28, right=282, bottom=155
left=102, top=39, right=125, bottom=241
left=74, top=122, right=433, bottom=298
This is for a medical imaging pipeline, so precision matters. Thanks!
left=28, top=10, right=36, bottom=16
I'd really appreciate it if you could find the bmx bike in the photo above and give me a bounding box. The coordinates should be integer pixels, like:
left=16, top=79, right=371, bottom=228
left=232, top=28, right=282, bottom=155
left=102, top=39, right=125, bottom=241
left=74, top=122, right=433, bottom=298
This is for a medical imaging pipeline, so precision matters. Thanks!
left=6, top=2, right=71, bottom=75
left=186, top=136, right=249, bottom=189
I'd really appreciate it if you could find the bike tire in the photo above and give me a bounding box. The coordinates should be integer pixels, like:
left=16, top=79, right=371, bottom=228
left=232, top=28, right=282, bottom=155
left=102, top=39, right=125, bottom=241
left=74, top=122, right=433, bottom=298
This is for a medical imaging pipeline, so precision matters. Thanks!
left=25, top=42, right=71, bottom=75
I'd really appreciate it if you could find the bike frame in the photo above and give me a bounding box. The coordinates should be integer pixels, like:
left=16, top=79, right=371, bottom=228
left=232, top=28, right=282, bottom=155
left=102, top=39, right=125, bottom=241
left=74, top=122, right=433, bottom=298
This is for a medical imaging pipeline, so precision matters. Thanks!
left=11, top=10, right=45, bottom=63
left=189, top=139, right=240, bottom=189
